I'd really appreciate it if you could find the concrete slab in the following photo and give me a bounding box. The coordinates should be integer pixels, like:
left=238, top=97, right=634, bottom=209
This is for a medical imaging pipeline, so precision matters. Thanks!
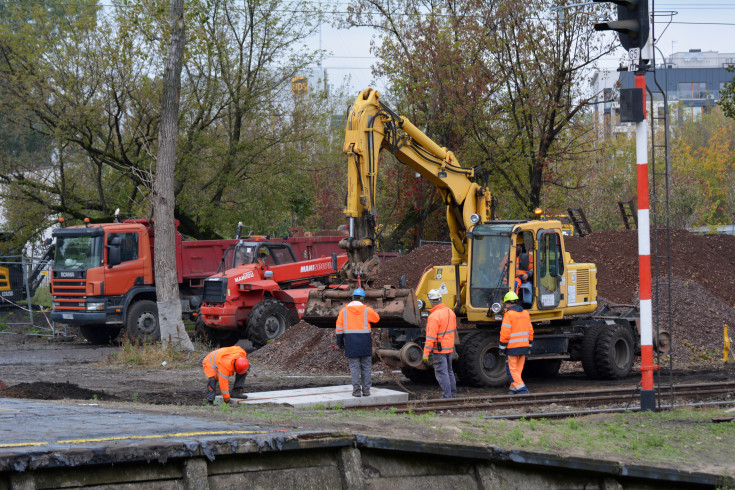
left=220, top=385, right=408, bottom=408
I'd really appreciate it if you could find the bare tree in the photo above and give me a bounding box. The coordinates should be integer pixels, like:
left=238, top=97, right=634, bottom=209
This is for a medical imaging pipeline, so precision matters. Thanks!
left=154, top=0, right=193, bottom=352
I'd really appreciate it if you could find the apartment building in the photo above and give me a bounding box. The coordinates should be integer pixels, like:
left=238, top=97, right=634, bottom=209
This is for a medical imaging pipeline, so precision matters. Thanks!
left=591, top=49, right=735, bottom=136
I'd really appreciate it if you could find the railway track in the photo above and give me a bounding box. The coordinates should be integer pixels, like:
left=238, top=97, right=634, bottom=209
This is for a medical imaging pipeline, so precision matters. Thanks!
left=343, top=381, right=735, bottom=417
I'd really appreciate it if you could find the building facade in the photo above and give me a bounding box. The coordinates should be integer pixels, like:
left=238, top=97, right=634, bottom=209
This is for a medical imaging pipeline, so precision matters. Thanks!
left=591, top=49, right=735, bottom=137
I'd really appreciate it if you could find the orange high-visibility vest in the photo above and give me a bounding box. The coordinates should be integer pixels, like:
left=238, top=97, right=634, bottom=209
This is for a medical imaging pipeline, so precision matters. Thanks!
left=202, top=346, right=247, bottom=402
left=423, top=303, right=457, bottom=356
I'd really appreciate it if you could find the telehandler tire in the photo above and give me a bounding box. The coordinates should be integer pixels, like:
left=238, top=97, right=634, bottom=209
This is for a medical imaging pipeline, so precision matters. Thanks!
left=194, top=316, right=239, bottom=347
left=595, top=323, right=635, bottom=379
left=455, top=330, right=508, bottom=388
left=80, top=325, right=122, bottom=345
left=247, top=299, right=291, bottom=347
left=126, top=300, right=160, bottom=343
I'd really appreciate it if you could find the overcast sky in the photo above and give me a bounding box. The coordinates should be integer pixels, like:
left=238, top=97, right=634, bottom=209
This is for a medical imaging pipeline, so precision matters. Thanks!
left=308, top=1, right=735, bottom=94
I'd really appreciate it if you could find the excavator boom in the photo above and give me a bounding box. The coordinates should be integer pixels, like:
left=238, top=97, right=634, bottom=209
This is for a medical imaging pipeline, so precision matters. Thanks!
left=303, top=88, right=491, bottom=329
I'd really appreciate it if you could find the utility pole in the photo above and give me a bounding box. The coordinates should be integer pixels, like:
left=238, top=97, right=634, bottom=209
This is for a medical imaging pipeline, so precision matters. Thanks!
left=594, top=0, right=657, bottom=411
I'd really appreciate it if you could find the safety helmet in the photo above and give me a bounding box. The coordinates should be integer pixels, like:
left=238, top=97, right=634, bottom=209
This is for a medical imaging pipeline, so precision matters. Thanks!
left=503, top=291, right=520, bottom=303
left=427, top=289, right=442, bottom=302
left=352, top=288, right=366, bottom=298
left=234, top=357, right=250, bottom=375
left=258, top=248, right=269, bottom=256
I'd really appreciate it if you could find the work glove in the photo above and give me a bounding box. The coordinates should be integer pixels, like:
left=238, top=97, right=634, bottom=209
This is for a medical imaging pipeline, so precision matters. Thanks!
left=422, top=355, right=429, bottom=364
left=528, top=342, right=533, bottom=352
left=498, top=346, right=506, bottom=357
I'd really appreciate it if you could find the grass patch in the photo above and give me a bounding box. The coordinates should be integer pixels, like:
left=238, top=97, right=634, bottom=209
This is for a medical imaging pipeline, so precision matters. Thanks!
left=457, top=408, right=735, bottom=467
left=104, top=335, right=209, bottom=368
left=32, top=285, right=52, bottom=308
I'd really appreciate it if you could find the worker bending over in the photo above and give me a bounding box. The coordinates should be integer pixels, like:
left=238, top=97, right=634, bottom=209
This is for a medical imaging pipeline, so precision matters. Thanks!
left=202, top=346, right=249, bottom=405
left=499, top=291, right=534, bottom=394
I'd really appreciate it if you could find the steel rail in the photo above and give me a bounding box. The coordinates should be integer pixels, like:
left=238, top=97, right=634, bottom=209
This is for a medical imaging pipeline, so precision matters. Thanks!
left=341, top=382, right=735, bottom=415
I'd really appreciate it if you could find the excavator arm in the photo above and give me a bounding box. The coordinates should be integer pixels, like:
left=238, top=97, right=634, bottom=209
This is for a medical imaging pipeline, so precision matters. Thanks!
left=341, top=88, right=492, bottom=279
left=304, top=88, right=492, bottom=329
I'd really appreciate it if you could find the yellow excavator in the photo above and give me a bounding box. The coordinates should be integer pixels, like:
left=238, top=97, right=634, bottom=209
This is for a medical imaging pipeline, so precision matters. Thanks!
left=304, top=88, right=650, bottom=387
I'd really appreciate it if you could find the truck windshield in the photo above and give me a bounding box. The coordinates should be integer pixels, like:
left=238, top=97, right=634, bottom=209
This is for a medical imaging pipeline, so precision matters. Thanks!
left=469, top=227, right=512, bottom=308
left=53, top=236, right=104, bottom=270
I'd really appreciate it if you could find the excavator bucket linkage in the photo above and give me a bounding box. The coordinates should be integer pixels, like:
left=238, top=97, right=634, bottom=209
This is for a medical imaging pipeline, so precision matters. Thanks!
left=302, top=286, right=422, bottom=329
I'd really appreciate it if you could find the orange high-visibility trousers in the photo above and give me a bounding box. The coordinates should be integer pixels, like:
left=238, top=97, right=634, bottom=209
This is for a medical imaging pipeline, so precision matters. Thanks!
left=506, top=355, right=526, bottom=389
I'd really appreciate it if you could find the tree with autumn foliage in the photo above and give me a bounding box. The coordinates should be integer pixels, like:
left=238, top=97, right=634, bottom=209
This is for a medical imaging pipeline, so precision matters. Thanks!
left=669, top=106, right=735, bottom=227
left=340, top=0, right=615, bottom=244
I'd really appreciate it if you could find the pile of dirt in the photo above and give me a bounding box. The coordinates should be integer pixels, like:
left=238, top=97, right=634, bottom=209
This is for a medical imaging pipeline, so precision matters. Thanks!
left=250, top=321, right=396, bottom=376
left=565, top=229, right=735, bottom=306
left=254, top=230, right=734, bottom=374
left=373, top=243, right=453, bottom=288
left=0, top=381, right=119, bottom=401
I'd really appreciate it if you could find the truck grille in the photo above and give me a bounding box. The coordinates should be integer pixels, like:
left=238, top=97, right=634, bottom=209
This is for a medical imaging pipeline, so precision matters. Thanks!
left=51, top=277, right=87, bottom=310
left=202, top=278, right=227, bottom=303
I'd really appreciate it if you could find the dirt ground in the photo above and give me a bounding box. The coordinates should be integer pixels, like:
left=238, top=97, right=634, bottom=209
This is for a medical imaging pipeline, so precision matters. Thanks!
left=1, top=229, right=735, bottom=472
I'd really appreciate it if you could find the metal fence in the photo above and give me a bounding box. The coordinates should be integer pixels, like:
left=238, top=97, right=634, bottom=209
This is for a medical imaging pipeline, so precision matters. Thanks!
left=0, top=255, right=66, bottom=339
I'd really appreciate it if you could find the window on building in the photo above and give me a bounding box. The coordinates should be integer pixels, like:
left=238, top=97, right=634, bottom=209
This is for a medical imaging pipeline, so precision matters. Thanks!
left=682, top=106, right=703, bottom=121
left=679, top=82, right=707, bottom=99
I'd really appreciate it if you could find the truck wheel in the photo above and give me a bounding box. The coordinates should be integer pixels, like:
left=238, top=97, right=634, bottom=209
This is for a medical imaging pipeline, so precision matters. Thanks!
left=595, top=323, right=635, bottom=379
left=524, top=359, right=562, bottom=378
left=400, top=366, right=436, bottom=384
left=581, top=324, right=606, bottom=379
left=455, top=330, right=508, bottom=388
left=126, top=300, right=160, bottom=343
left=247, top=299, right=291, bottom=348
left=194, top=316, right=240, bottom=347
left=80, top=325, right=122, bottom=345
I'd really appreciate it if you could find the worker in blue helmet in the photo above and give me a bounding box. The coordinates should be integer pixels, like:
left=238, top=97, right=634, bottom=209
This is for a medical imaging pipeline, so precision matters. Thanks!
left=335, top=287, right=380, bottom=397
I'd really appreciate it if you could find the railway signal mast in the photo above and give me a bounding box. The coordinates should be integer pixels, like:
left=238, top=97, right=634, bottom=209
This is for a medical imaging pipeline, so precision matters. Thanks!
left=593, top=0, right=656, bottom=412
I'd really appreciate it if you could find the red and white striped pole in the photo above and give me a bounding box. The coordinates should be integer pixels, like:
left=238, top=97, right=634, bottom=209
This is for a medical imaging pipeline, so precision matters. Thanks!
left=635, top=72, right=656, bottom=411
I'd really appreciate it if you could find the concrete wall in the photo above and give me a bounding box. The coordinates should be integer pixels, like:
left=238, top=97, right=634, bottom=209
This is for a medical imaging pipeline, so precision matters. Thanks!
left=1, top=435, right=725, bottom=490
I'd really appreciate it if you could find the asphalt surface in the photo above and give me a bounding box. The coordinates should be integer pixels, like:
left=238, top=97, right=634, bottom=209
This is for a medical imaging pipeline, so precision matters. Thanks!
left=0, top=398, right=305, bottom=455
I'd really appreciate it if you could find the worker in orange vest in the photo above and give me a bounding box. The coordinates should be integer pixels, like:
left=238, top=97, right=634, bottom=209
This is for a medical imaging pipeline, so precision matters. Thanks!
left=499, top=291, right=534, bottom=394
left=513, top=244, right=534, bottom=295
left=422, top=289, right=457, bottom=399
left=202, top=346, right=250, bottom=405
left=335, top=288, right=380, bottom=397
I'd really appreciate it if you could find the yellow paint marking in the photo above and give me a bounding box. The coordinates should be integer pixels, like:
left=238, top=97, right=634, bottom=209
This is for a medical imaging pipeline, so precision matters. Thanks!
left=57, top=430, right=267, bottom=444
left=0, top=442, right=49, bottom=448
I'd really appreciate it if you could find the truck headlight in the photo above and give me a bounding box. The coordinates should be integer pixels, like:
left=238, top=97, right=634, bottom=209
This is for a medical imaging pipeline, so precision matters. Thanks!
left=491, top=302, right=503, bottom=314
left=86, top=302, right=105, bottom=311
left=417, top=299, right=424, bottom=310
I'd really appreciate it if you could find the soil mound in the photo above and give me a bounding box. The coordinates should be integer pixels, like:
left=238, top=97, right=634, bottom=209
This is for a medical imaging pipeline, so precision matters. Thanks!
left=250, top=321, right=349, bottom=375
left=254, top=230, right=733, bottom=373
left=565, top=229, right=735, bottom=306
left=374, top=243, right=452, bottom=288
left=0, top=381, right=118, bottom=401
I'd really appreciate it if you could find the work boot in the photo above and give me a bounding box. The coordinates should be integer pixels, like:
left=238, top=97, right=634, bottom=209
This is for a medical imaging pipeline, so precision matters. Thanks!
left=352, top=388, right=362, bottom=397
left=238, top=394, right=248, bottom=399
left=508, top=387, right=518, bottom=395
left=362, top=389, right=370, bottom=397
left=515, top=386, right=529, bottom=394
